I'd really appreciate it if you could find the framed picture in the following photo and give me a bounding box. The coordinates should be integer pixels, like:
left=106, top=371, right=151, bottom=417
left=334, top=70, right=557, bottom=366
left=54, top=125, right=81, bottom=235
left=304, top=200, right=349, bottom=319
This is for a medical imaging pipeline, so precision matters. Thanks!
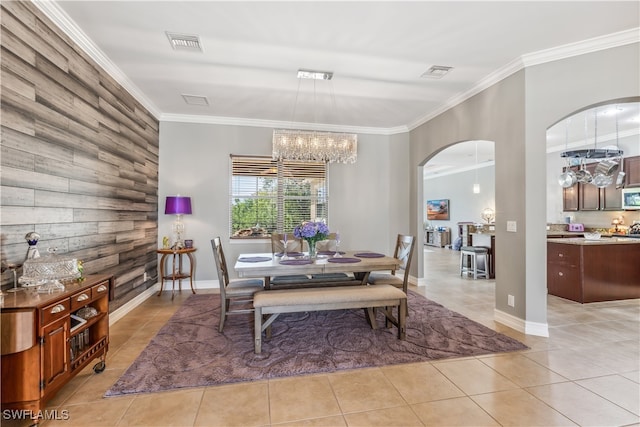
left=426, top=199, right=450, bottom=220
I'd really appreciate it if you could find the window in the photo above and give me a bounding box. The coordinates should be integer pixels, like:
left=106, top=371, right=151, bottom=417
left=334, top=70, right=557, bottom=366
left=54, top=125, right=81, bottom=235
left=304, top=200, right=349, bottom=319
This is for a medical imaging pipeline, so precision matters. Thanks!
left=230, top=155, right=328, bottom=238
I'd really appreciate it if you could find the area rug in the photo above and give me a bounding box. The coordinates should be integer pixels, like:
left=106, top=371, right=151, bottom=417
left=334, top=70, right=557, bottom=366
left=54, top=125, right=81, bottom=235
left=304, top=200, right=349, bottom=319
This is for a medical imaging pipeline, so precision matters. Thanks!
left=105, top=291, right=527, bottom=396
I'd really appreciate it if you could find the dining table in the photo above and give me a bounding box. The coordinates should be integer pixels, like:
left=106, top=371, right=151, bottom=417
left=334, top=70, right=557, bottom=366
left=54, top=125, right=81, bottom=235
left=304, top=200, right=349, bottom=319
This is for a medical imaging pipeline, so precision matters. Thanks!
left=234, top=250, right=401, bottom=290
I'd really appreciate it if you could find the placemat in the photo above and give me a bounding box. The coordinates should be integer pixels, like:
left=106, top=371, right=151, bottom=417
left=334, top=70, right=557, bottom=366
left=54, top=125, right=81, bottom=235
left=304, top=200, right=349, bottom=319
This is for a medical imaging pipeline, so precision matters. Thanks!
left=279, top=259, right=313, bottom=265
left=354, top=252, right=385, bottom=258
left=327, top=257, right=362, bottom=263
left=237, top=256, right=272, bottom=262
left=275, top=252, right=304, bottom=257
left=317, top=250, right=346, bottom=255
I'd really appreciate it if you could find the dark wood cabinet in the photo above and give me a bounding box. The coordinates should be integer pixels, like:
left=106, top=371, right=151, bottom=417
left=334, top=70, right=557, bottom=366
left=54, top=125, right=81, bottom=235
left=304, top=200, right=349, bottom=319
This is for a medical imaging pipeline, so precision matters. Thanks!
left=562, top=184, right=579, bottom=211
left=579, top=164, right=600, bottom=210
left=563, top=158, right=635, bottom=212
left=624, top=156, right=640, bottom=187
left=601, top=185, right=622, bottom=210
left=1, top=275, right=112, bottom=415
left=547, top=241, right=640, bottom=303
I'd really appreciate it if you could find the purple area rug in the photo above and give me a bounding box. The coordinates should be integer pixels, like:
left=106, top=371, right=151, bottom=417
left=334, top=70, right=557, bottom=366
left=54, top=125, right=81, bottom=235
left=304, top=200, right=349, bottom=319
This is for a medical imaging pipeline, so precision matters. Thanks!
left=105, top=291, right=527, bottom=396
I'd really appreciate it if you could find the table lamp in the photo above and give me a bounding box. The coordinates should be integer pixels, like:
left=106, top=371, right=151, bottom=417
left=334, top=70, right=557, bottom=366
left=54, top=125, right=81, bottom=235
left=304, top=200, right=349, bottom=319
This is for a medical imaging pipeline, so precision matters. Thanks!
left=165, top=196, right=192, bottom=248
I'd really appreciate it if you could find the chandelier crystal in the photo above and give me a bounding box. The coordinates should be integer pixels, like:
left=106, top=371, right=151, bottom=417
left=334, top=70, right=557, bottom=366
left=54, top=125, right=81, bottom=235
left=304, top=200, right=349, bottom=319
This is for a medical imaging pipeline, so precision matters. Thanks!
left=272, top=129, right=357, bottom=164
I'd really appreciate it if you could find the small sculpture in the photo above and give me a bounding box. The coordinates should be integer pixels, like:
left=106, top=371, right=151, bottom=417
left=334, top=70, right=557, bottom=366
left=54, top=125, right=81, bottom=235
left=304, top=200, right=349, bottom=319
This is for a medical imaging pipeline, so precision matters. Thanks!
left=162, top=236, right=170, bottom=249
left=25, top=232, right=41, bottom=260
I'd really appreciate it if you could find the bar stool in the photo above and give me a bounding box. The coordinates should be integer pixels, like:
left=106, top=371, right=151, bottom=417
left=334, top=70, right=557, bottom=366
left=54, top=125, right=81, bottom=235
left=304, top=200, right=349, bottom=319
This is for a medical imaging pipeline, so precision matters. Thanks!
left=460, top=246, right=489, bottom=279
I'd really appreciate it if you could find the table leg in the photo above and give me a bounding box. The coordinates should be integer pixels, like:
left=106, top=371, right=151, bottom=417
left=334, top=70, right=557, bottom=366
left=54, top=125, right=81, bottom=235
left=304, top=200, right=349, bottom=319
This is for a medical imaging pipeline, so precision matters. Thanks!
left=171, top=253, right=177, bottom=300
left=188, top=252, right=196, bottom=294
left=157, top=253, right=167, bottom=296
left=264, top=276, right=271, bottom=290
left=178, top=253, right=183, bottom=293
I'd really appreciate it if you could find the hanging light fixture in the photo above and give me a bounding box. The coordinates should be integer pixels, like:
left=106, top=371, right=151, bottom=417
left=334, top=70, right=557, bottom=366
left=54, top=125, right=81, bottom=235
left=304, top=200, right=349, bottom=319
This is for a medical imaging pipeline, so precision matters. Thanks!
left=473, top=141, right=480, bottom=193
left=272, top=69, right=357, bottom=164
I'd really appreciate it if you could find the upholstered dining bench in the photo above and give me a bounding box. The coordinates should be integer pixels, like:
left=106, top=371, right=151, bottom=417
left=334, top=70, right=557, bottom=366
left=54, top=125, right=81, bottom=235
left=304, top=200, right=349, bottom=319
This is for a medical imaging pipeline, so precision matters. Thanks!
left=253, top=284, right=407, bottom=354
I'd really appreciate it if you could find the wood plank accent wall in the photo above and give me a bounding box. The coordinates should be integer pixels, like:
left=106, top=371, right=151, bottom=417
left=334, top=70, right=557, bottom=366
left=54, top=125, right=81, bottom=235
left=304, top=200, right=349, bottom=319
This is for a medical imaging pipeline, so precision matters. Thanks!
left=0, top=2, right=159, bottom=311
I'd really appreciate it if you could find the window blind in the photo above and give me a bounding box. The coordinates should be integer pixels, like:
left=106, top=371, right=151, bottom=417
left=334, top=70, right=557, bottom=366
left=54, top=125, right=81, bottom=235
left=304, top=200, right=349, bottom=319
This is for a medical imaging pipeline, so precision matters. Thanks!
left=230, top=155, right=328, bottom=238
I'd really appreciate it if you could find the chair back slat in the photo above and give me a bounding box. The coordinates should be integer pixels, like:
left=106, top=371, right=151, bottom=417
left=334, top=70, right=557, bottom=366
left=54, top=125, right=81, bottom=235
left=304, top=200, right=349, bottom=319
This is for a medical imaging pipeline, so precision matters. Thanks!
left=271, top=233, right=303, bottom=253
left=393, top=234, right=415, bottom=293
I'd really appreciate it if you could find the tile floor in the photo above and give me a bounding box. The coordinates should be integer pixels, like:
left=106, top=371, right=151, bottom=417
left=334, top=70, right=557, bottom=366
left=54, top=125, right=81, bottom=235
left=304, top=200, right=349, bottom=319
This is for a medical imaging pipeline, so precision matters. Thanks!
left=10, top=247, right=640, bottom=426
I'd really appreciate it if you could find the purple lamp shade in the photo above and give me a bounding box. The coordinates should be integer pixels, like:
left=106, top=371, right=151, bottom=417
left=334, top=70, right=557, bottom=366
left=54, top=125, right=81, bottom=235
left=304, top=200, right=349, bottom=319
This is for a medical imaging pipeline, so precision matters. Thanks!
left=165, top=196, right=192, bottom=215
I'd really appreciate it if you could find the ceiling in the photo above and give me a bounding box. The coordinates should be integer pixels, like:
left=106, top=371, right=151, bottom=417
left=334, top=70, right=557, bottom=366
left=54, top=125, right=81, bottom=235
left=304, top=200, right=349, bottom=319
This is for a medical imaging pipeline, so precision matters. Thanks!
left=41, top=1, right=639, bottom=173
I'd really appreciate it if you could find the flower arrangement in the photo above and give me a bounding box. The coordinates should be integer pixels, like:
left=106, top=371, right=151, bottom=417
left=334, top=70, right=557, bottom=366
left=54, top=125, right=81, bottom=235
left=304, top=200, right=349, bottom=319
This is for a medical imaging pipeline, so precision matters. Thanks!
left=293, top=221, right=329, bottom=257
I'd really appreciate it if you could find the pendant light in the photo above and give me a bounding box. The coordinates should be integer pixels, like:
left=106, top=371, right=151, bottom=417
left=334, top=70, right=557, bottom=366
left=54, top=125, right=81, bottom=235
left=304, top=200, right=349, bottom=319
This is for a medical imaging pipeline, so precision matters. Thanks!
left=473, top=141, right=480, bottom=194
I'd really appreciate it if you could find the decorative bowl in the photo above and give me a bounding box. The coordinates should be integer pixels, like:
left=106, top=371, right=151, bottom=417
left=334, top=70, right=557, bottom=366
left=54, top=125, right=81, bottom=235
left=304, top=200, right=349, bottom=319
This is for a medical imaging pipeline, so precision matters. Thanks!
left=583, top=232, right=601, bottom=240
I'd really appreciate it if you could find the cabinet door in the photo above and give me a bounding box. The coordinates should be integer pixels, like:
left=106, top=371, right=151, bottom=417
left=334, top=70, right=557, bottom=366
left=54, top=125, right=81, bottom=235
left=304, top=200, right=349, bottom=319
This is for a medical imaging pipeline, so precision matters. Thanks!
left=41, top=317, right=69, bottom=395
left=624, top=156, right=640, bottom=187
left=601, top=185, right=622, bottom=210
left=563, top=184, right=579, bottom=211
left=579, top=164, right=600, bottom=210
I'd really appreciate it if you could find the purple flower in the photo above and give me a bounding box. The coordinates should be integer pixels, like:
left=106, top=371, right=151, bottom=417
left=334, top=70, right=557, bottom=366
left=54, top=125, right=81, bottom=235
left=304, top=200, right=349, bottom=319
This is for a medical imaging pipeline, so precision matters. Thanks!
left=293, top=221, right=329, bottom=242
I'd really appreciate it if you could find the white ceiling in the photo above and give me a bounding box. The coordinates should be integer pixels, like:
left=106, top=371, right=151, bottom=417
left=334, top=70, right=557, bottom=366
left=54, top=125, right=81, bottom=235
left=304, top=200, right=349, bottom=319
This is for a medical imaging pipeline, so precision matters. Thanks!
left=41, top=1, right=639, bottom=173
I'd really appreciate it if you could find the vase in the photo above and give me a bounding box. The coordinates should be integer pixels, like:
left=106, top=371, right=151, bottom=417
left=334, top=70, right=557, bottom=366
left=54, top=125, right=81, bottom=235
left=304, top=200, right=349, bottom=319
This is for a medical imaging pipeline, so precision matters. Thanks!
left=307, top=239, right=317, bottom=259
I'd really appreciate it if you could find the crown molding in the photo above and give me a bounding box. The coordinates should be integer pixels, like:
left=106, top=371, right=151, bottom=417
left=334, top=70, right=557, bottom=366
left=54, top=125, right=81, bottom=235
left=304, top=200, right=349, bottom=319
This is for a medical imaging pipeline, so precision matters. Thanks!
left=31, top=1, right=638, bottom=136
left=407, top=28, right=640, bottom=132
left=32, top=0, right=162, bottom=119
left=522, top=27, right=640, bottom=68
left=160, top=113, right=408, bottom=136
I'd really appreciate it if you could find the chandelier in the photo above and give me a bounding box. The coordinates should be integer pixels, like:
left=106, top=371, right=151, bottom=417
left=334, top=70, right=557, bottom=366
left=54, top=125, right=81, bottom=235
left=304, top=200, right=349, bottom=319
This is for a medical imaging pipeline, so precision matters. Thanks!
left=272, top=129, right=357, bottom=164
left=272, top=69, right=358, bottom=164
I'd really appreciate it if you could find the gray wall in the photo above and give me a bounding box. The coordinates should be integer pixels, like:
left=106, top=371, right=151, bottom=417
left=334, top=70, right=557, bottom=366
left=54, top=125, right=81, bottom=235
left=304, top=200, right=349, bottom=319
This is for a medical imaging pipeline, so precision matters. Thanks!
left=0, top=2, right=159, bottom=310
left=410, top=42, right=639, bottom=330
left=158, top=122, right=409, bottom=283
left=424, top=164, right=496, bottom=232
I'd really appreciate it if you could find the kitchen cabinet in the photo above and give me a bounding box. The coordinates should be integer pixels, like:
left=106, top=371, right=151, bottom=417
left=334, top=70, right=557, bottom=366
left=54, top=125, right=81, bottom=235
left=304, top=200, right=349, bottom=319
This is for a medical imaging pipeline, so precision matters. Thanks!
left=601, top=184, right=622, bottom=210
left=579, top=164, right=600, bottom=210
left=562, top=184, right=579, bottom=211
left=624, top=156, right=640, bottom=187
left=547, top=240, right=640, bottom=303
left=563, top=162, right=626, bottom=211
left=1, top=275, right=112, bottom=415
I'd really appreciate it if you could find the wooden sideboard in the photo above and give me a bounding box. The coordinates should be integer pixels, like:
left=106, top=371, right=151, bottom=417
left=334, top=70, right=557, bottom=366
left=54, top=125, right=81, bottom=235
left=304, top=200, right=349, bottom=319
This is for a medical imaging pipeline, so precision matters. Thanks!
left=1, top=275, right=112, bottom=417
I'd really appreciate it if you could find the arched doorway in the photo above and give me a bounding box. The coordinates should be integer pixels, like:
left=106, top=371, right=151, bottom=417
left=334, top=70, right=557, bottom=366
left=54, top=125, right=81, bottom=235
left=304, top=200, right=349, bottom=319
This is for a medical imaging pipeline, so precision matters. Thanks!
left=419, top=140, right=496, bottom=281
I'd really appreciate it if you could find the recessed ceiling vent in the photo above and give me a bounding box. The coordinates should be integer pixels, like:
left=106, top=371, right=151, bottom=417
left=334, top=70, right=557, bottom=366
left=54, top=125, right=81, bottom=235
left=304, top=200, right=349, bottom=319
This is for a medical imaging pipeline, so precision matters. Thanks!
left=166, top=32, right=203, bottom=52
left=421, top=65, right=453, bottom=79
left=182, top=94, right=209, bottom=106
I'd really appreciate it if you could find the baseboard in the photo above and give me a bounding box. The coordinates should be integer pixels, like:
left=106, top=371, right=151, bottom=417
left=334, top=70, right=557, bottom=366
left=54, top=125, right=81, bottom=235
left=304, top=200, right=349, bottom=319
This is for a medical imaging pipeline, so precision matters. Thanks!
left=413, top=275, right=428, bottom=286
left=191, top=280, right=219, bottom=290
left=110, top=280, right=220, bottom=325
left=494, top=308, right=549, bottom=337
left=109, top=284, right=160, bottom=325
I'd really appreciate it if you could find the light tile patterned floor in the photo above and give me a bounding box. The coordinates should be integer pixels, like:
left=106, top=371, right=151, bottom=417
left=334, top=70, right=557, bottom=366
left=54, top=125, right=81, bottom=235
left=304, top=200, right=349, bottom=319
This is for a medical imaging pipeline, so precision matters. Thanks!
left=11, top=247, right=638, bottom=426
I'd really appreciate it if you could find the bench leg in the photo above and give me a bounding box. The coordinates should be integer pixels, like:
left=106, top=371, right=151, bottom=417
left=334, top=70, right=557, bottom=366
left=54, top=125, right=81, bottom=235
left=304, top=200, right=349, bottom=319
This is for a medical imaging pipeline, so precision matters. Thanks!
left=254, top=307, right=262, bottom=354
left=365, top=307, right=378, bottom=329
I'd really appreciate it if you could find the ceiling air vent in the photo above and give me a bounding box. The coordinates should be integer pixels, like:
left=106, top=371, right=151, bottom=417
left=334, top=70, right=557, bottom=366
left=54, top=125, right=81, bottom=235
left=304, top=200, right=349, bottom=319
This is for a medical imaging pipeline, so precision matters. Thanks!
left=182, top=94, right=209, bottom=106
left=421, top=65, right=453, bottom=79
left=166, top=32, right=203, bottom=52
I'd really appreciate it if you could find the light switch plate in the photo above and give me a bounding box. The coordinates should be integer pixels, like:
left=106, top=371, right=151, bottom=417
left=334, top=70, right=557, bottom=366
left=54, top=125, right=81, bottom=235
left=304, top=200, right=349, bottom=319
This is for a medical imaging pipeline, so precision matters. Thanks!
left=507, top=221, right=517, bottom=232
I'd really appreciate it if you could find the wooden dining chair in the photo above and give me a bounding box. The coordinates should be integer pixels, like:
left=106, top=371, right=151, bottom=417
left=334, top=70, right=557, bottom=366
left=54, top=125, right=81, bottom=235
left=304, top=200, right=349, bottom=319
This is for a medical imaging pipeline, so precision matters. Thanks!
left=268, top=232, right=312, bottom=287
left=367, top=234, right=416, bottom=294
left=211, top=237, right=264, bottom=332
left=270, top=232, right=303, bottom=255
left=314, top=233, right=339, bottom=252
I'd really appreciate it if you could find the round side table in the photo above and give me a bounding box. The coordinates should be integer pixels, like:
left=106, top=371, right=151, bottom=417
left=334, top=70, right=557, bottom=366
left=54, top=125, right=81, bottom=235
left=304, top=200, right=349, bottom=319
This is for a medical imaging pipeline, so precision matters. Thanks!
left=156, top=247, right=197, bottom=299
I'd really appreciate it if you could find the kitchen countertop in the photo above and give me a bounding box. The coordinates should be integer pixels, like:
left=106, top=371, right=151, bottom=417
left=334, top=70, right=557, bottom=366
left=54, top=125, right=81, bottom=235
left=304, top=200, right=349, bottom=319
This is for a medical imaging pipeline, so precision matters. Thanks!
left=547, top=237, right=640, bottom=245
